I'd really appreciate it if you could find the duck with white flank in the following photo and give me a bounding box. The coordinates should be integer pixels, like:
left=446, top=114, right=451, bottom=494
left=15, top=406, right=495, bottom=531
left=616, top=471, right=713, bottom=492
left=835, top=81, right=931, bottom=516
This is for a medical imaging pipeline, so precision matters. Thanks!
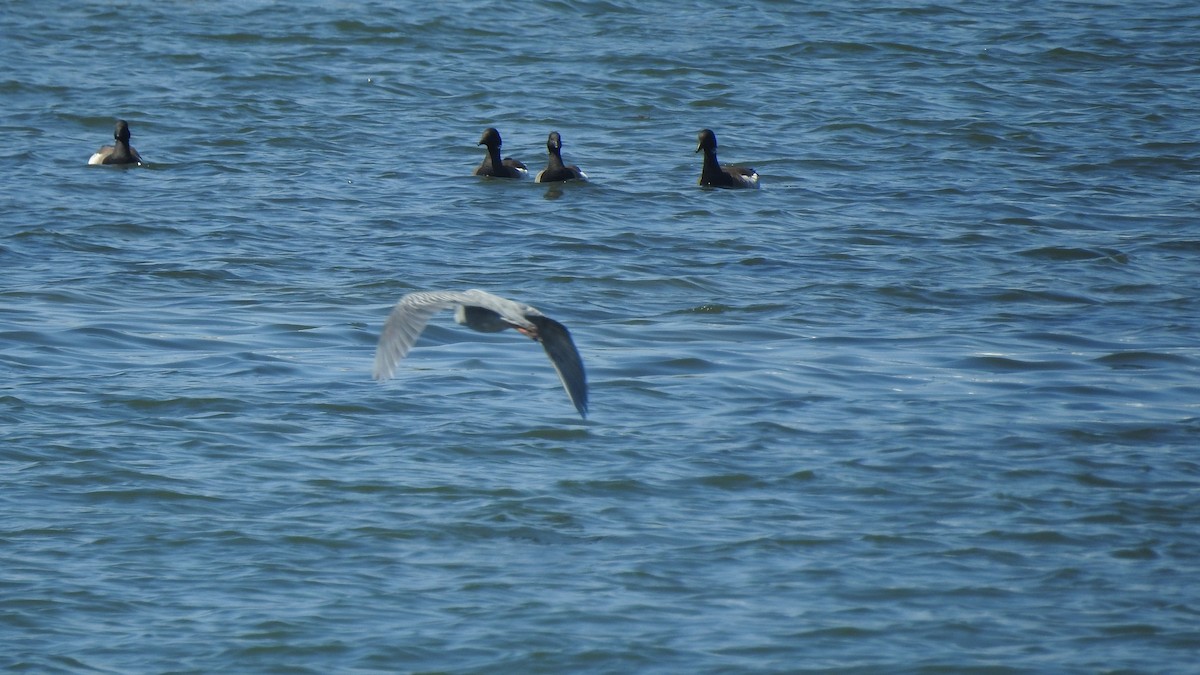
left=695, top=128, right=758, bottom=189
left=373, top=289, right=588, bottom=418
left=535, top=131, right=588, bottom=183
left=473, top=128, right=528, bottom=178
left=88, top=119, right=143, bottom=166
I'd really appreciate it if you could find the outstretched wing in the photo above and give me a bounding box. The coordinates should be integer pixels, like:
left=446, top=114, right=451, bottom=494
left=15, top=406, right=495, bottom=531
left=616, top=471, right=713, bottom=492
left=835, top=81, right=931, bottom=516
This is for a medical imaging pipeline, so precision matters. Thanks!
left=528, top=315, right=589, bottom=418
left=373, top=291, right=475, bottom=380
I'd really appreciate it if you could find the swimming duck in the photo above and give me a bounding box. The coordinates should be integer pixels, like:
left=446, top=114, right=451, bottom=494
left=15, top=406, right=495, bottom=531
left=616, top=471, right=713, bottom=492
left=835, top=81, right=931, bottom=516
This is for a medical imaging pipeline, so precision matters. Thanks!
left=88, top=119, right=143, bottom=166
left=696, top=128, right=758, bottom=189
left=535, top=131, right=588, bottom=183
left=473, top=127, right=528, bottom=178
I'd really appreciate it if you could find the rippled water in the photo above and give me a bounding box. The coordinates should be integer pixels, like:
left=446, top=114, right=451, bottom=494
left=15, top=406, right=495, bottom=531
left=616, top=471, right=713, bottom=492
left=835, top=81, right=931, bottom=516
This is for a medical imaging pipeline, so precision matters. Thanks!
left=3, top=1, right=1200, bottom=672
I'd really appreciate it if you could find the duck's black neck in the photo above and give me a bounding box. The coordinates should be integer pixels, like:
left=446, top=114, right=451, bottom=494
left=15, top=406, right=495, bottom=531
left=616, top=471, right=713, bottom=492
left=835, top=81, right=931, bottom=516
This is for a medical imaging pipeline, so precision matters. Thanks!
left=486, top=145, right=504, bottom=169
left=110, top=138, right=135, bottom=163
left=700, top=148, right=725, bottom=182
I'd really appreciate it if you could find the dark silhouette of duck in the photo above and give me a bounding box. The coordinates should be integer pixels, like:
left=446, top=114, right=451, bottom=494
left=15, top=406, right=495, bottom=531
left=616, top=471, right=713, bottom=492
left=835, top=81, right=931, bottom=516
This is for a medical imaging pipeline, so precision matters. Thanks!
left=695, top=128, right=758, bottom=189
left=88, top=119, right=143, bottom=166
left=473, top=128, right=528, bottom=178
left=535, top=131, right=588, bottom=183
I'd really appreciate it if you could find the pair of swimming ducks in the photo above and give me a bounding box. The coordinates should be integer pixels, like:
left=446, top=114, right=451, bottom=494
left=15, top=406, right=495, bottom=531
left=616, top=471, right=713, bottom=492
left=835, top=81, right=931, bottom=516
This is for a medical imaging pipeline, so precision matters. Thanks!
left=474, top=126, right=759, bottom=189
left=90, top=121, right=760, bottom=189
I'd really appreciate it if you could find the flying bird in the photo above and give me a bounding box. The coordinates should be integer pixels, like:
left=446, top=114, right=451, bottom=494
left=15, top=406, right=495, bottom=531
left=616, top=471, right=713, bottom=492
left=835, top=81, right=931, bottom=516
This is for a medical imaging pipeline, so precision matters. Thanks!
left=695, top=128, right=758, bottom=189
left=373, top=290, right=588, bottom=418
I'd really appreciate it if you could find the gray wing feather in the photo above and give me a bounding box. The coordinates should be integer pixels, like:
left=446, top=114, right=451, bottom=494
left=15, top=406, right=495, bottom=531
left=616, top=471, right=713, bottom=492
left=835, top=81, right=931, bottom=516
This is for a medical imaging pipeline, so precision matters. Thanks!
left=374, top=290, right=587, bottom=418
left=528, top=315, right=589, bottom=418
left=373, top=291, right=476, bottom=380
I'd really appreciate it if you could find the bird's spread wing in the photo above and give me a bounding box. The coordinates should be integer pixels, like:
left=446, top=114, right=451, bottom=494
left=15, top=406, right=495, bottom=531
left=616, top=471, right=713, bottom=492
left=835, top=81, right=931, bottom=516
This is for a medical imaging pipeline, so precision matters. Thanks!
left=528, top=315, right=588, bottom=418
left=373, top=290, right=476, bottom=380
left=375, top=290, right=588, bottom=418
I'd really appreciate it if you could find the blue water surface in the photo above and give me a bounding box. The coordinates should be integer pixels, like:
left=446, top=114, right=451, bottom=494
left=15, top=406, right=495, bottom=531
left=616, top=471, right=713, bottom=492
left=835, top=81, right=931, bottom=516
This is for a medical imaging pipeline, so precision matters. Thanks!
left=2, top=1, right=1199, bottom=672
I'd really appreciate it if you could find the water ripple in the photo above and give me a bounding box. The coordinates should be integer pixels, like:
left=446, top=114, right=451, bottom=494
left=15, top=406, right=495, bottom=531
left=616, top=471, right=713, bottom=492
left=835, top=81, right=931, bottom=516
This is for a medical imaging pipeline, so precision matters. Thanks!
left=3, top=0, right=1199, bottom=673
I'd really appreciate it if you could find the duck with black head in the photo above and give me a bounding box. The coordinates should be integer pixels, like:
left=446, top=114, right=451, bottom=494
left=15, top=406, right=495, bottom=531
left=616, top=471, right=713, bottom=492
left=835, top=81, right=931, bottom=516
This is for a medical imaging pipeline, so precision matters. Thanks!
left=535, top=131, right=588, bottom=183
left=89, top=119, right=143, bottom=166
left=696, top=128, right=758, bottom=189
left=473, top=127, right=528, bottom=179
